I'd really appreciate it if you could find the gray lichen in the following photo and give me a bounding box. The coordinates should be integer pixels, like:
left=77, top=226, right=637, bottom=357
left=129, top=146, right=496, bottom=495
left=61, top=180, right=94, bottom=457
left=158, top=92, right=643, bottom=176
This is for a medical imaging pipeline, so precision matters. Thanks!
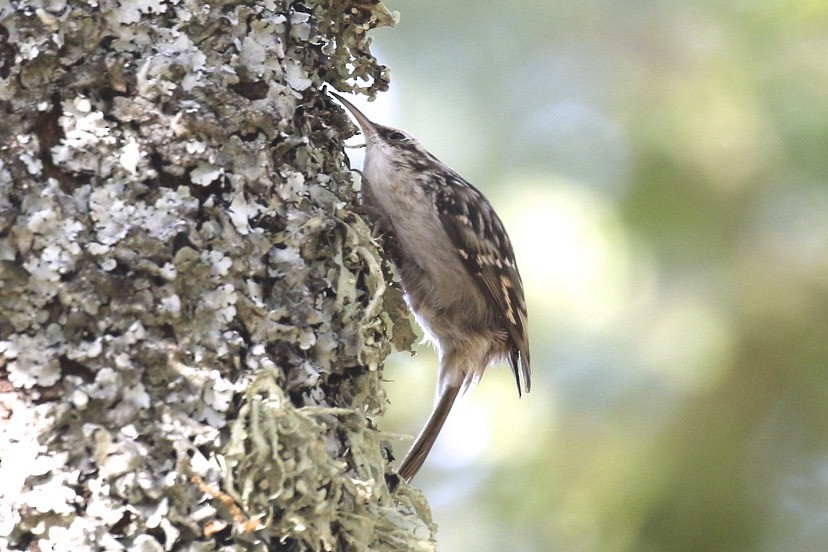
left=0, top=0, right=432, bottom=550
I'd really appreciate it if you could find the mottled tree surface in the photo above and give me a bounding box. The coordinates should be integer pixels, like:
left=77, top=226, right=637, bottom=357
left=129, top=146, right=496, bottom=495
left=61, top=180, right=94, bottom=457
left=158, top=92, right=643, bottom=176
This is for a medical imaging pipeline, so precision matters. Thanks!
left=0, top=1, right=433, bottom=550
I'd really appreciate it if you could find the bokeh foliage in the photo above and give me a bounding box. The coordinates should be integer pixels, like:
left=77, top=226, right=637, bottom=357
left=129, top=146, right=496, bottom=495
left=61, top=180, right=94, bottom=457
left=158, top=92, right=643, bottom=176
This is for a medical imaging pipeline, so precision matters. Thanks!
left=366, top=1, right=828, bottom=550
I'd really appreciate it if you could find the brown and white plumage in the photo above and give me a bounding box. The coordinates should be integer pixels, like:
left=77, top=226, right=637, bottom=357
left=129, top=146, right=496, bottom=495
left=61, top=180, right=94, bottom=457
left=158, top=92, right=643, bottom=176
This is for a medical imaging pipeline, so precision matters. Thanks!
left=330, top=91, right=530, bottom=482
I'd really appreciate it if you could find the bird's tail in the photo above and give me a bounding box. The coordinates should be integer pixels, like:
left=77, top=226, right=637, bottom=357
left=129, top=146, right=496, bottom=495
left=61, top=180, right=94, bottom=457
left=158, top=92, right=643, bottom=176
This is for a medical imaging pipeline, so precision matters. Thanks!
left=397, top=383, right=461, bottom=482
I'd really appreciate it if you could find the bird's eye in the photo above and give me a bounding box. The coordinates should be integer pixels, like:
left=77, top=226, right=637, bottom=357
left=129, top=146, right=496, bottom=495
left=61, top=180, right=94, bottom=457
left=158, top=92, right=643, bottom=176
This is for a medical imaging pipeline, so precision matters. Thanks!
left=389, top=131, right=406, bottom=141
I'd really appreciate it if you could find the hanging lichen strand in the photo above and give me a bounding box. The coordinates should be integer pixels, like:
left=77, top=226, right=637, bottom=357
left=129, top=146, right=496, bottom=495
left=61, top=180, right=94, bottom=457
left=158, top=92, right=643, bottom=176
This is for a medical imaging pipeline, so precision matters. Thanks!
left=0, top=0, right=433, bottom=550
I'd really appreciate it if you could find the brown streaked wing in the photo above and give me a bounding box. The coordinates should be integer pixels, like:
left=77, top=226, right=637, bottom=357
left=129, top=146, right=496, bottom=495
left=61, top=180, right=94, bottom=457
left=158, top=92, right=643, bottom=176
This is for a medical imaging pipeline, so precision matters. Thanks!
left=434, top=176, right=531, bottom=395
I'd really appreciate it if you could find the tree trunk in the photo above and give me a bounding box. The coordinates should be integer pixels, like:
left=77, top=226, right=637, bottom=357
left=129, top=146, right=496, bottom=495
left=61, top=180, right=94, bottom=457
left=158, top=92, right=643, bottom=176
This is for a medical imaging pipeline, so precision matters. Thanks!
left=0, top=1, right=433, bottom=550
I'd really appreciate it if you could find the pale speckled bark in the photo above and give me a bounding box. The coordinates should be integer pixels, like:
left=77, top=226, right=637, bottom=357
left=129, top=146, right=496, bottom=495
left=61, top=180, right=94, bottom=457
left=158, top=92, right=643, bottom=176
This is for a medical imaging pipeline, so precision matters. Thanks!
left=0, top=1, right=433, bottom=550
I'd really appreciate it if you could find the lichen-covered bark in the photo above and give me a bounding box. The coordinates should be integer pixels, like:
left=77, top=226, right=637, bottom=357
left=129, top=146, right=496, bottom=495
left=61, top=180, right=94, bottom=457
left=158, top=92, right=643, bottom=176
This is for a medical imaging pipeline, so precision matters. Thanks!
left=0, top=1, right=433, bottom=550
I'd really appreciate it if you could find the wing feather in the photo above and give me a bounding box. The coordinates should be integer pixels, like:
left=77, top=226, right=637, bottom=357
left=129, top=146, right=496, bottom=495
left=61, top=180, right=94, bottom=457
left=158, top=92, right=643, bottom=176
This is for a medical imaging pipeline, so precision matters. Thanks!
left=434, top=176, right=531, bottom=395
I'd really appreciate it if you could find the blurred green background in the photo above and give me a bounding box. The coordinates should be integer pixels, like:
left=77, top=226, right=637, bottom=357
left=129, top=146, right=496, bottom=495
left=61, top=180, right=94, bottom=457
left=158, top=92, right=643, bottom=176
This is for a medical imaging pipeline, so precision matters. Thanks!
left=344, top=1, right=828, bottom=550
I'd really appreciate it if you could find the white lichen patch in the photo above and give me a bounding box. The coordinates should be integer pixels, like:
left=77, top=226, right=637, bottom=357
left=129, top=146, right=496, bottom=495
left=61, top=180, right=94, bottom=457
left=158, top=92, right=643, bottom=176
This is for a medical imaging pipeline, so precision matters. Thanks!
left=201, top=283, right=237, bottom=326
left=119, top=139, right=142, bottom=174
left=18, top=151, right=43, bottom=175
left=285, top=59, right=313, bottom=91
left=227, top=192, right=259, bottom=235
left=22, top=475, right=78, bottom=515
left=89, top=186, right=137, bottom=245
left=203, top=249, right=232, bottom=277
left=190, top=162, right=223, bottom=186
left=60, top=99, right=114, bottom=149
left=3, top=332, right=64, bottom=389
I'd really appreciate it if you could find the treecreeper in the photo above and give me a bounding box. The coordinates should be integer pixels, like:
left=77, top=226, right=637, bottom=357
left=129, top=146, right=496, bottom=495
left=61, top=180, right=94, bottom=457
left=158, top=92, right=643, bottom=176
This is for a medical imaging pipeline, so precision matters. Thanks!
left=330, top=91, right=531, bottom=482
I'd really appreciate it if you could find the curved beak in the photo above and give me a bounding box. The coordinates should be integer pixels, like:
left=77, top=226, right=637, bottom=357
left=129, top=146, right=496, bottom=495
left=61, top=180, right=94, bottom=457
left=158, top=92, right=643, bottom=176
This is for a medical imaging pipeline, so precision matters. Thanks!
left=329, top=90, right=378, bottom=140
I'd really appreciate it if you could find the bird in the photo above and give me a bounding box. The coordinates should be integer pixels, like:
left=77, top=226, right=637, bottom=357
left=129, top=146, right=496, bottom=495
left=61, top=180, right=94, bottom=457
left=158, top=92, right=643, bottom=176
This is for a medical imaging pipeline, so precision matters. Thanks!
left=329, top=90, right=530, bottom=482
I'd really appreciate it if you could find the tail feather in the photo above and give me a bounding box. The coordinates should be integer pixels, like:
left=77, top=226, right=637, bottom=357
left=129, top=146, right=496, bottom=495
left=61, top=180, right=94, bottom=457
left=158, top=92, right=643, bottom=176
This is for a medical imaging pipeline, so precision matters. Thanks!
left=397, top=384, right=461, bottom=482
